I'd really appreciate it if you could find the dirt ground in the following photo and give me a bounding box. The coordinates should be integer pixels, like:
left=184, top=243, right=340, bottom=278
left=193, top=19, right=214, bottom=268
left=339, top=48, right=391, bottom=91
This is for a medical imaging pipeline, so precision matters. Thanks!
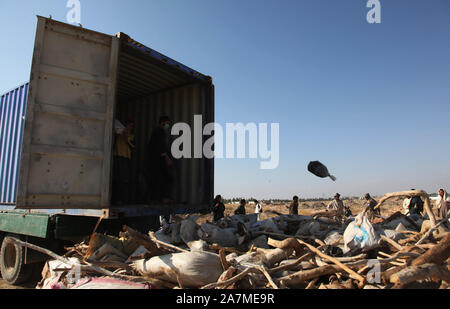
left=0, top=279, right=34, bottom=289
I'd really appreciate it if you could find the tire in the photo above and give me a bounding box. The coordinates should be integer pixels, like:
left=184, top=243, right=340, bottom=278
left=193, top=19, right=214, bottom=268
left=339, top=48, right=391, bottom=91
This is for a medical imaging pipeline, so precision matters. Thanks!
left=0, top=236, right=34, bottom=285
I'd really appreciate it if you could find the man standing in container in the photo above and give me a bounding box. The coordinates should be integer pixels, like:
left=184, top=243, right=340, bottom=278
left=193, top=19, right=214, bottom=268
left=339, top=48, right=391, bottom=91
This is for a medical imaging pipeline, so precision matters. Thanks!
left=147, top=116, right=174, bottom=204
left=112, top=118, right=135, bottom=205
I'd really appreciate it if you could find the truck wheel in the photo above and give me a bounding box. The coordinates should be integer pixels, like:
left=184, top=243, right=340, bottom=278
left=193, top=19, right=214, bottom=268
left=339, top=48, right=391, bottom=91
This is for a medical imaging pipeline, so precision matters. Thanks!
left=0, top=236, right=34, bottom=285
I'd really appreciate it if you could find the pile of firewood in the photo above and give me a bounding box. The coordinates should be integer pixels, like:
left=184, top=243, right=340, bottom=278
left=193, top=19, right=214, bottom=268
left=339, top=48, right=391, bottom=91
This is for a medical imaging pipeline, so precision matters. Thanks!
left=11, top=191, right=450, bottom=289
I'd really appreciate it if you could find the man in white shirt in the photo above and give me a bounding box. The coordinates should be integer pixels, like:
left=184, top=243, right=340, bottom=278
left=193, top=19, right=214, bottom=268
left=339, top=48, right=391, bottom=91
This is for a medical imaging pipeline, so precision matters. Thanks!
left=402, top=196, right=412, bottom=216
left=254, top=200, right=263, bottom=221
left=159, top=215, right=172, bottom=234
left=437, top=189, right=450, bottom=219
left=327, top=193, right=345, bottom=217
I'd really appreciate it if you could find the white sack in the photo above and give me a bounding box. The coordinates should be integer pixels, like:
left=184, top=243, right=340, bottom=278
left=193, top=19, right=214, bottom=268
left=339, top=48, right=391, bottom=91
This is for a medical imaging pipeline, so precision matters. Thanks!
left=343, top=213, right=379, bottom=254
left=132, top=251, right=222, bottom=288
left=180, top=216, right=200, bottom=245
left=199, top=223, right=238, bottom=247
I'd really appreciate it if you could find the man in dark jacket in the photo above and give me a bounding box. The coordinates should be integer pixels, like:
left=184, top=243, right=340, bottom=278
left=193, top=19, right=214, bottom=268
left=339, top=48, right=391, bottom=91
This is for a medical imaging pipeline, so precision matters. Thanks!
left=364, top=193, right=380, bottom=221
left=212, top=195, right=226, bottom=222
left=234, top=199, right=247, bottom=215
left=408, top=190, right=424, bottom=216
left=147, top=116, right=174, bottom=204
left=288, top=196, right=300, bottom=215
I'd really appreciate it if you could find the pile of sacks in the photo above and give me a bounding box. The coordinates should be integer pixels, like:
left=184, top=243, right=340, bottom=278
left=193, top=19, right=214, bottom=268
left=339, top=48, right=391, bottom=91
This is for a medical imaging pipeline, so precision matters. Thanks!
left=33, top=202, right=449, bottom=290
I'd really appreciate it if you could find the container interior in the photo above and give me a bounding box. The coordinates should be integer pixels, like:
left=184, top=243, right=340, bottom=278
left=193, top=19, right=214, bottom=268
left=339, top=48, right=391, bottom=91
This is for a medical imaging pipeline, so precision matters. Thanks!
left=112, top=36, right=214, bottom=209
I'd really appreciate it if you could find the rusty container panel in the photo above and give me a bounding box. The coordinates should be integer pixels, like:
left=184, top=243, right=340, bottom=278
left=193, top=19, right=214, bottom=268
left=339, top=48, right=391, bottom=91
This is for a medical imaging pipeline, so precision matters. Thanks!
left=17, top=17, right=119, bottom=209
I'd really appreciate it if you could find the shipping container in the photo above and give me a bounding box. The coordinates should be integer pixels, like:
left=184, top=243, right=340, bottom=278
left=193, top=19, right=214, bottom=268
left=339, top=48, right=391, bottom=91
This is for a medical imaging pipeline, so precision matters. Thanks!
left=0, top=16, right=216, bottom=287
left=0, top=84, right=28, bottom=205
left=2, top=16, right=214, bottom=218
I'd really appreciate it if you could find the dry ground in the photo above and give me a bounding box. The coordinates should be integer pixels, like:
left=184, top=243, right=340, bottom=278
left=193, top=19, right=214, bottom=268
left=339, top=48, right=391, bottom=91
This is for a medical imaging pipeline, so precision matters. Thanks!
left=197, top=196, right=423, bottom=224
left=0, top=279, right=33, bottom=289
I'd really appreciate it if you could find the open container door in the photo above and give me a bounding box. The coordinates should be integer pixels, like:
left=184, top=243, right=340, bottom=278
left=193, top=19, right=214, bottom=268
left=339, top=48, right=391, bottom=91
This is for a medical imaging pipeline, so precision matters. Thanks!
left=17, top=16, right=119, bottom=210
left=111, top=33, right=215, bottom=216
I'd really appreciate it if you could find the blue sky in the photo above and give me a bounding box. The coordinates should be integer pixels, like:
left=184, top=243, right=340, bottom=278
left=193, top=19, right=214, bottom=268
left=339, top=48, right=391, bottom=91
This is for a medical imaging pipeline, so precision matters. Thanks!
left=1, top=0, right=449, bottom=199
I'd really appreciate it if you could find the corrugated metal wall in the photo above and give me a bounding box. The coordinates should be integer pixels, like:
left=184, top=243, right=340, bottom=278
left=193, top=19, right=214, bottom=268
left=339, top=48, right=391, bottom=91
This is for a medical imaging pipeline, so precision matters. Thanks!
left=0, top=84, right=28, bottom=204
left=116, top=83, right=214, bottom=207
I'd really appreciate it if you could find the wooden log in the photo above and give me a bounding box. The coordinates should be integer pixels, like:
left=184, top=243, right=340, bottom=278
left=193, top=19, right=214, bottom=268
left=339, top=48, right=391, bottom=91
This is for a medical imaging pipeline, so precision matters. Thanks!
left=377, top=251, right=392, bottom=258
left=372, top=190, right=436, bottom=227
left=255, top=248, right=294, bottom=268
left=311, top=210, right=339, bottom=218
left=398, top=235, right=420, bottom=246
left=276, top=265, right=342, bottom=287
left=219, top=249, right=230, bottom=271
left=218, top=266, right=237, bottom=283
left=325, top=254, right=368, bottom=264
left=380, top=235, right=404, bottom=252
left=258, top=266, right=279, bottom=289
left=209, top=244, right=246, bottom=255
left=86, top=243, right=128, bottom=262
left=357, top=264, right=371, bottom=275
left=148, top=231, right=189, bottom=253
left=88, top=260, right=133, bottom=273
left=434, top=232, right=450, bottom=241
left=313, top=255, right=329, bottom=267
left=403, top=245, right=426, bottom=255
left=305, top=278, right=319, bottom=289
left=268, top=253, right=314, bottom=275
left=412, top=233, right=450, bottom=266
left=314, top=239, right=327, bottom=247
left=382, top=265, right=406, bottom=284
left=416, top=217, right=450, bottom=245
left=85, top=215, right=105, bottom=257
left=64, top=248, right=84, bottom=258
left=7, top=238, right=140, bottom=282
left=347, top=251, right=420, bottom=269
left=294, top=239, right=366, bottom=286
left=390, top=263, right=450, bottom=286
left=202, top=265, right=276, bottom=290
left=322, top=280, right=355, bottom=290
left=415, top=243, right=436, bottom=250
left=201, top=268, right=253, bottom=289
left=254, top=231, right=315, bottom=241
left=267, top=237, right=304, bottom=256
left=247, top=244, right=255, bottom=253
left=123, top=226, right=167, bottom=256
left=396, top=230, right=420, bottom=235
